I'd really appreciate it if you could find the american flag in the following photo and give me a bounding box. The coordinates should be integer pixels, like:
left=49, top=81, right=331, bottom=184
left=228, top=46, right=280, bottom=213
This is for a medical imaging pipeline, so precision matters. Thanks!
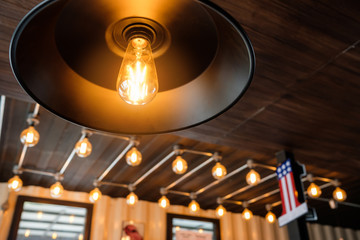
left=276, top=159, right=308, bottom=226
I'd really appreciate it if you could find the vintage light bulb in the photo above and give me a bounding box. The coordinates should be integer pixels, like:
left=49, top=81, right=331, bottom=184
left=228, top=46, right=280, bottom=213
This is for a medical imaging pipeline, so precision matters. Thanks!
left=242, top=208, right=253, bottom=220
left=188, top=200, right=200, bottom=213
left=89, top=187, right=102, bottom=203
left=50, top=181, right=64, bottom=198
left=8, top=175, right=23, bottom=192
left=20, top=126, right=39, bottom=147
left=126, top=147, right=142, bottom=166
left=215, top=205, right=226, bottom=218
left=246, top=169, right=260, bottom=186
left=307, top=182, right=322, bottom=198
left=172, top=156, right=188, bottom=174
left=117, top=37, right=158, bottom=105
left=333, top=187, right=347, bottom=202
left=158, top=195, right=170, bottom=209
left=75, top=137, right=92, bottom=158
left=126, top=192, right=138, bottom=206
left=212, top=162, right=227, bottom=180
left=266, top=211, right=276, bottom=223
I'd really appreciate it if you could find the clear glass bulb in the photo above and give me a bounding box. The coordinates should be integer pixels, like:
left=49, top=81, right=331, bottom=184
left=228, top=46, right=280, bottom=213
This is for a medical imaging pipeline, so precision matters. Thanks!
left=212, top=162, right=227, bottom=180
left=333, top=187, right=347, bottom=202
left=188, top=200, right=200, bottom=213
left=246, top=169, right=261, bottom=186
left=266, top=211, right=276, bottom=223
left=117, top=37, right=158, bottom=105
left=50, top=182, right=64, bottom=198
left=172, top=156, right=188, bottom=174
left=89, top=187, right=102, bottom=203
left=307, top=182, right=322, bottom=198
left=158, top=195, right=170, bottom=209
left=20, top=126, right=40, bottom=147
left=75, top=137, right=92, bottom=158
left=8, top=175, right=23, bottom=192
left=126, top=147, right=142, bottom=166
left=126, top=192, right=138, bottom=206
left=242, top=208, right=253, bottom=220
left=215, top=205, right=226, bottom=218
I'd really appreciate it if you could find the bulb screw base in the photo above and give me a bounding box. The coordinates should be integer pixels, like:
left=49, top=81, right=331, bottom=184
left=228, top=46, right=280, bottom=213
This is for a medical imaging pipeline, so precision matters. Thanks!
left=190, top=192, right=197, bottom=200
left=216, top=197, right=223, bottom=205
left=128, top=184, right=136, bottom=192
left=160, top=187, right=168, bottom=196
left=247, top=159, right=254, bottom=169
left=242, top=201, right=249, bottom=208
left=54, top=173, right=64, bottom=182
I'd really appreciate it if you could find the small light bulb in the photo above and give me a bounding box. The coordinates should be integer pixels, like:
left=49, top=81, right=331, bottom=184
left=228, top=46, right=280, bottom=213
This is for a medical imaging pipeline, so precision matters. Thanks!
left=188, top=200, right=200, bottom=213
left=172, top=156, right=188, bottom=174
left=307, top=182, right=322, bottom=198
left=266, top=211, right=276, bottom=223
left=242, top=208, right=253, bottom=220
left=75, top=137, right=92, bottom=157
left=126, top=192, right=138, bottom=206
left=69, top=215, right=75, bottom=224
left=50, top=182, right=64, bottom=198
left=20, top=126, right=40, bottom=147
left=78, top=234, right=84, bottom=240
left=158, top=195, right=170, bottom=209
left=24, top=229, right=30, bottom=237
left=126, top=147, right=142, bottom=166
left=246, top=169, right=260, bottom=186
left=117, top=37, right=158, bottom=105
left=52, top=232, right=57, bottom=239
left=37, top=211, right=43, bottom=219
left=175, top=226, right=180, bottom=231
left=212, top=162, right=227, bottom=180
left=215, top=205, right=226, bottom=218
left=89, top=187, right=102, bottom=203
left=333, top=187, right=347, bottom=202
left=8, top=175, right=23, bottom=192
left=198, top=229, right=203, bottom=233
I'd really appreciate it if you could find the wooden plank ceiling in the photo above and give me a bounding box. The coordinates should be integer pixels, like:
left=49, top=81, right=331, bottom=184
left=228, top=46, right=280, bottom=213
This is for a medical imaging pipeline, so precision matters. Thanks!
left=1, top=0, right=360, bottom=230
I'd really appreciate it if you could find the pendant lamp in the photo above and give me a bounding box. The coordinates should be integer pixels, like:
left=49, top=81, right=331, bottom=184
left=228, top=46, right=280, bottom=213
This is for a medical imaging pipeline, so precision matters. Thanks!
left=10, top=0, right=254, bottom=134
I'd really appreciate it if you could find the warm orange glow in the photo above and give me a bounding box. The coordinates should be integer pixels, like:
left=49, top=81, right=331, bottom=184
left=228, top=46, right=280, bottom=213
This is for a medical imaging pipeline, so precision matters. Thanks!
left=126, top=147, right=142, bottom=166
left=75, top=138, right=92, bottom=157
left=158, top=195, right=170, bottom=209
left=212, top=162, right=227, bottom=180
left=188, top=200, right=200, bottom=213
left=20, top=126, right=39, bottom=147
left=246, top=169, right=260, bottom=186
left=333, top=187, right=347, bottom=202
left=52, top=232, right=57, bottom=239
left=50, top=181, right=64, bottom=198
left=117, top=37, right=158, bottom=105
left=89, top=187, right=102, bottom=203
left=126, top=192, right=138, bottom=206
left=242, top=208, right=253, bottom=220
left=24, top=229, right=30, bottom=237
left=215, top=205, right=226, bottom=218
left=307, top=183, right=322, bottom=198
left=266, top=211, right=276, bottom=223
left=37, top=211, right=43, bottom=219
left=172, top=156, right=188, bottom=174
left=8, top=175, right=23, bottom=192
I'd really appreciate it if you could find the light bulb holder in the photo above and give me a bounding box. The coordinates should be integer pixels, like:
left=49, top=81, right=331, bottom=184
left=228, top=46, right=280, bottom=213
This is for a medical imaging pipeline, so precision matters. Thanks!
left=246, top=159, right=254, bottom=169
left=190, top=192, right=197, bottom=200
left=93, top=180, right=100, bottom=188
left=242, top=201, right=249, bottom=208
left=12, top=166, right=22, bottom=175
left=54, top=173, right=64, bottom=182
left=160, top=187, right=168, bottom=196
left=332, top=179, right=341, bottom=187
left=265, top=204, right=272, bottom=212
left=26, top=115, right=40, bottom=126
left=307, top=173, right=314, bottom=182
left=129, top=137, right=140, bottom=147
left=216, top=197, right=223, bottom=205
left=128, top=184, right=136, bottom=192
left=173, top=145, right=183, bottom=156
left=81, top=129, right=93, bottom=138
left=213, top=152, right=222, bottom=162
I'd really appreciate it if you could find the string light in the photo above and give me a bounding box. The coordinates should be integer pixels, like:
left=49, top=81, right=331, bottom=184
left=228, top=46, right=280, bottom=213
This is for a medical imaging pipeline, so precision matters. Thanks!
left=212, top=162, right=227, bottom=180
left=89, top=187, right=102, bottom=203
left=50, top=181, right=64, bottom=198
left=7, top=175, right=23, bottom=192
left=307, top=182, right=322, bottom=198
left=333, top=187, right=347, bottom=202
left=126, top=192, right=138, bottom=206
left=265, top=211, right=276, bottom=223
left=188, top=200, right=200, bottom=213
left=20, top=126, right=40, bottom=147
left=75, top=137, right=92, bottom=157
left=242, top=208, right=253, bottom=220
left=126, top=147, right=142, bottom=166
left=246, top=169, right=260, bottom=186
left=172, top=156, right=188, bottom=174
left=158, top=195, right=170, bottom=209
left=215, top=205, right=226, bottom=218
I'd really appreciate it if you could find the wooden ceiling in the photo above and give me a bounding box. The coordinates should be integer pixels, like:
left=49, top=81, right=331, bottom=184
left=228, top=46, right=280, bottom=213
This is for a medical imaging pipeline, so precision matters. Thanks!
left=1, top=0, right=360, bottom=230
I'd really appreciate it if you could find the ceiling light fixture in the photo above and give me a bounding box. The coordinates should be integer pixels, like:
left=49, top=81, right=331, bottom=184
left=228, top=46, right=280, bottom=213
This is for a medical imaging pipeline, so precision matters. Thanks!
left=307, top=182, right=322, bottom=198
left=75, top=137, right=92, bottom=158
left=242, top=208, right=253, bottom=220
left=172, top=155, right=188, bottom=175
left=50, top=181, right=64, bottom=198
left=126, top=146, right=142, bottom=167
left=158, top=195, right=170, bottom=209
left=246, top=169, right=261, bottom=186
left=333, top=187, right=347, bottom=202
left=20, top=126, right=39, bottom=147
left=215, top=205, right=226, bottom=218
left=212, top=154, right=227, bottom=180
left=126, top=192, right=138, bottom=206
left=7, top=175, right=23, bottom=192
left=10, top=0, right=254, bottom=135
left=89, top=187, right=102, bottom=203
left=189, top=200, right=200, bottom=213
left=265, top=211, right=276, bottom=223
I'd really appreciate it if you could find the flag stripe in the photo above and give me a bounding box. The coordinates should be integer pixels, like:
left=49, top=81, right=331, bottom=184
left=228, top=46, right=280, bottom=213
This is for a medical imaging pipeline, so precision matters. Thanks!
left=278, top=179, right=287, bottom=215
left=281, top=177, right=291, bottom=213
left=286, top=173, right=296, bottom=210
